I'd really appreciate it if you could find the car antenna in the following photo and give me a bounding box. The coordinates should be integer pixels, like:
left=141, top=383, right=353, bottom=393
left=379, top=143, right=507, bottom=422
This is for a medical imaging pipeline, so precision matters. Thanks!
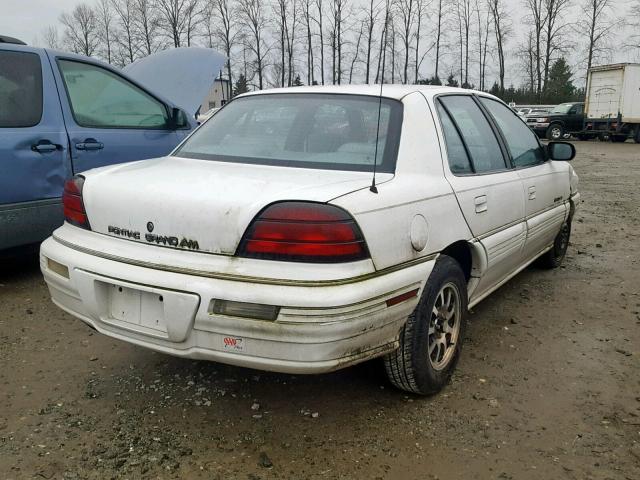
left=370, top=1, right=389, bottom=194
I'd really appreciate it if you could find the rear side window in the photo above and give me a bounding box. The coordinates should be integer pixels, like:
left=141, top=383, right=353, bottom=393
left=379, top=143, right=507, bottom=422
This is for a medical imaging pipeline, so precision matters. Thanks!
left=436, top=103, right=473, bottom=174
left=479, top=97, right=546, bottom=168
left=58, top=60, right=168, bottom=129
left=439, top=96, right=506, bottom=173
left=0, top=51, right=43, bottom=127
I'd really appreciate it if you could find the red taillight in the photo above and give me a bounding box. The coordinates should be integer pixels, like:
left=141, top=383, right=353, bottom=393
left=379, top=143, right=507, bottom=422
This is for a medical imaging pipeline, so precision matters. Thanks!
left=237, top=202, right=369, bottom=263
left=62, top=176, right=90, bottom=229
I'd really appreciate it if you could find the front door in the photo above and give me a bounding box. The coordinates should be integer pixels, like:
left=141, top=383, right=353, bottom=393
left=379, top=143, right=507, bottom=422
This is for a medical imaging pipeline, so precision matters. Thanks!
left=48, top=54, right=184, bottom=174
left=435, top=95, right=526, bottom=298
left=477, top=97, right=569, bottom=260
left=0, top=46, right=70, bottom=249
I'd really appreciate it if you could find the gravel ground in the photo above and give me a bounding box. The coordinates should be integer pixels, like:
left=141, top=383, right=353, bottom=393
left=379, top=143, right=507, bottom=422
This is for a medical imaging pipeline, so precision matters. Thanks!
left=1, top=141, right=639, bottom=480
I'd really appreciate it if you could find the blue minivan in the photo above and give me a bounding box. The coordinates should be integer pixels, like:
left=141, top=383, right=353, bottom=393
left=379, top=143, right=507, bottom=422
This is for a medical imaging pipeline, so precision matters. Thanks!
left=0, top=37, right=224, bottom=251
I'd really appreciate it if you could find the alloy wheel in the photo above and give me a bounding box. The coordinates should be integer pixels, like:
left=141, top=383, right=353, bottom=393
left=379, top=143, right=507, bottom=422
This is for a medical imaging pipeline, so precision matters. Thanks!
left=428, top=282, right=461, bottom=371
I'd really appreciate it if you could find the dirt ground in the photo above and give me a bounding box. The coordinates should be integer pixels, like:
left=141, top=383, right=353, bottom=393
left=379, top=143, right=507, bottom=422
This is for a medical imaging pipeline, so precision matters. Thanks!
left=1, top=141, right=639, bottom=480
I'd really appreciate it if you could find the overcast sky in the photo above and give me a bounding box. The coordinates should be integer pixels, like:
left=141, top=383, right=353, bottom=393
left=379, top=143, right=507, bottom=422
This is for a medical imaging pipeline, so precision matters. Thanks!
left=2, top=0, right=638, bottom=87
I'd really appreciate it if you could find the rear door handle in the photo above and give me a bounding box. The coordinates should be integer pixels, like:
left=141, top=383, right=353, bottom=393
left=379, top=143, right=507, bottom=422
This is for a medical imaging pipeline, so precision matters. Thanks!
left=31, top=140, right=60, bottom=153
left=474, top=195, right=488, bottom=213
left=528, top=186, right=536, bottom=200
left=75, top=138, right=104, bottom=151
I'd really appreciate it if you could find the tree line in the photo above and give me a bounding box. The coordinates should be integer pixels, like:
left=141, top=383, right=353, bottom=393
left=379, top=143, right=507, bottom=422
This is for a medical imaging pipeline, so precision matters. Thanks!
left=39, top=0, right=640, bottom=104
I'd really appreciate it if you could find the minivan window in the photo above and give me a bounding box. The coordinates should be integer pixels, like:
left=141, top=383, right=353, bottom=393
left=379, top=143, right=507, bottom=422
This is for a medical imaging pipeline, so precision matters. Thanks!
left=479, top=97, right=546, bottom=168
left=439, top=96, right=506, bottom=173
left=175, top=94, right=403, bottom=173
left=436, top=103, right=473, bottom=174
left=0, top=51, right=43, bottom=127
left=58, top=60, right=168, bottom=129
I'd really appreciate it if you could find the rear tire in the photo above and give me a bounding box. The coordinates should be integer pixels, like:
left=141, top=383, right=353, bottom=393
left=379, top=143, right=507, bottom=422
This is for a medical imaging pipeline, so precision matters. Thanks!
left=611, top=134, right=627, bottom=143
left=633, top=127, right=640, bottom=144
left=538, top=220, right=571, bottom=269
left=546, top=124, right=564, bottom=141
left=384, top=255, right=468, bottom=395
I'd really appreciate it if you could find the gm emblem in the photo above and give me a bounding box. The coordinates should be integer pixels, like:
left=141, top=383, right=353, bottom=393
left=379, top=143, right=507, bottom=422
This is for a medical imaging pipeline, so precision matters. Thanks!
left=146, top=221, right=154, bottom=232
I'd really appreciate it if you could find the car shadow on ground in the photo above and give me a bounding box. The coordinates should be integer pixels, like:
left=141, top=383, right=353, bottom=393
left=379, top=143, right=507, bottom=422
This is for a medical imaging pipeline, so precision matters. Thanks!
left=0, top=245, right=40, bottom=282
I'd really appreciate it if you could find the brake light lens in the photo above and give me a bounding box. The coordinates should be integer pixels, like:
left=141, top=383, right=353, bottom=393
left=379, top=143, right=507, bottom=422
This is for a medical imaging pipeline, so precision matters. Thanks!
left=63, top=175, right=90, bottom=229
left=237, top=202, right=369, bottom=263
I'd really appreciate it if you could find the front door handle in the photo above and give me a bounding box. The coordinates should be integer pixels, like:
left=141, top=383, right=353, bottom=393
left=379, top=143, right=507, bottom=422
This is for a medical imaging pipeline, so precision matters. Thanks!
left=75, top=138, right=104, bottom=151
left=474, top=195, right=488, bottom=213
left=31, top=140, right=60, bottom=153
left=528, top=186, right=536, bottom=200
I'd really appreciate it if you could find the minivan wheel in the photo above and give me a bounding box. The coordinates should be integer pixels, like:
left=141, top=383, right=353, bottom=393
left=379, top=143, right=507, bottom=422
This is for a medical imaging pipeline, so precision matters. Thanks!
left=384, top=255, right=468, bottom=395
left=546, top=124, right=564, bottom=140
left=538, top=221, right=571, bottom=269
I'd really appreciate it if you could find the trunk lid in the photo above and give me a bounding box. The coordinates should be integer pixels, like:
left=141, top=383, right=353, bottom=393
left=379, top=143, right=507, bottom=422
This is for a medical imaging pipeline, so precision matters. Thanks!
left=81, top=157, right=384, bottom=255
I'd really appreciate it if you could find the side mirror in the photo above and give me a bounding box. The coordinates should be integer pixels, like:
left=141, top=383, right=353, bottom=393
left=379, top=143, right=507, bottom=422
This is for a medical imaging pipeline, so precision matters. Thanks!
left=547, top=141, right=576, bottom=161
left=569, top=109, right=577, bottom=115
left=169, top=107, right=189, bottom=130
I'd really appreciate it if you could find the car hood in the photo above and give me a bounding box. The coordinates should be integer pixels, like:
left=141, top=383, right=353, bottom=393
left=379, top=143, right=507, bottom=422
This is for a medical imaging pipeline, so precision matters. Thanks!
left=123, top=47, right=226, bottom=117
left=81, top=157, right=387, bottom=255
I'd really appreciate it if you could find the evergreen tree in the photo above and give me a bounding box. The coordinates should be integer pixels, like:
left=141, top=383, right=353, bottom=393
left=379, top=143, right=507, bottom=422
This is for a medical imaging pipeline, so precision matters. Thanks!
left=233, top=74, right=249, bottom=97
left=293, top=74, right=303, bottom=86
left=543, top=58, right=575, bottom=104
left=446, top=74, right=459, bottom=87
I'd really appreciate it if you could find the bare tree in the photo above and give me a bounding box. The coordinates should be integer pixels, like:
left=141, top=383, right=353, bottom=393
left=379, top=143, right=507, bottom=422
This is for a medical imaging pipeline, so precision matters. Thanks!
left=375, top=0, right=391, bottom=83
left=274, top=0, right=298, bottom=86
left=156, top=0, right=190, bottom=47
left=523, top=0, right=546, bottom=98
left=413, top=0, right=429, bottom=83
left=329, top=0, right=349, bottom=84
left=454, top=0, right=472, bottom=86
left=94, top=0, right=114, bottom=63
left=60, top=3, right=99, bottom=57
left=238, top=0, right=269, bottom=89
left=204, top=0, right=237, bottom=90
left=112, top=0, right=137, bottom=65
left=474, top=0, right=491, bottom=91
left=576, top=0, right=618, bottom=75
left=42, top=26, right=61, bottom=49
left=433, top=0, right=445, bottom=82
left=628, top=0, right=640, bottom=53
left=542, top=0, right=571, bottom=88
left=349, top=23, right=364, bottom=83
left=314, top=0, right=326, bottom=84
left=488, top=0, right=509, bottom=94
left=184, top=0, right=204, bottom=46
left=362, top=0, right=380, bottom=83
left=133, top=0, right=161, bottom=56
left=396, top=0, right=416, bottom=84
left=301, top=0, right=316, bottom=84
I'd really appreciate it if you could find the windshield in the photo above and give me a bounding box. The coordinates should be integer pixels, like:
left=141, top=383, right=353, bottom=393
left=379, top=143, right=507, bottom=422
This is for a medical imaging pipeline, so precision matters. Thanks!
left=174, top=93, right=403, bottom=173
left=551, top=104, right=574, bottom=114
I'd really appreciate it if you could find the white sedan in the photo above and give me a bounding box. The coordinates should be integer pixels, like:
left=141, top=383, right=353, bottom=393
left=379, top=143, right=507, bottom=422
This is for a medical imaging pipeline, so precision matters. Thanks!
left=40, top=85, right=580, bottom=395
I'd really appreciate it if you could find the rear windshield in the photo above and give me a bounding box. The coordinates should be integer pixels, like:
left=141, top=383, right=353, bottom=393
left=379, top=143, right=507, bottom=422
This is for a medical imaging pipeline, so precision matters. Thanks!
left=174, top=93, right=403, bottom=173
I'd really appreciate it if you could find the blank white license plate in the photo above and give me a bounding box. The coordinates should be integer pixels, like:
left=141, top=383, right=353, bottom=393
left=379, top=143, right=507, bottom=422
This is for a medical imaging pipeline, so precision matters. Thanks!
left=108, top=283, right=167, bottom=333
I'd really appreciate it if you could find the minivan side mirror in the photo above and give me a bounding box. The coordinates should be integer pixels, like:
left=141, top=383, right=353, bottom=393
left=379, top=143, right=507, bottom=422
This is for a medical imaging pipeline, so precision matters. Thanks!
left=547, top=141, right=576, bottom=161
left=168, top=107, right=189, bottom=130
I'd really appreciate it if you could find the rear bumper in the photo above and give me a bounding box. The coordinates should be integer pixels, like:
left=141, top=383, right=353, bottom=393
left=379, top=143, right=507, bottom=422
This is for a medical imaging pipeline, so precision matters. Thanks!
left=40, top=234, right=434, bottom=374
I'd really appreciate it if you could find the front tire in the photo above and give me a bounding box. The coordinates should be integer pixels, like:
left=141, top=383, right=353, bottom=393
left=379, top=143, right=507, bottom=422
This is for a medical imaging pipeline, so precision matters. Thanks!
left=384, top=255, right=468, bottom=395
left=538, top=220, right=571, bottom=269
left=546, top=124, right=564, bottom=141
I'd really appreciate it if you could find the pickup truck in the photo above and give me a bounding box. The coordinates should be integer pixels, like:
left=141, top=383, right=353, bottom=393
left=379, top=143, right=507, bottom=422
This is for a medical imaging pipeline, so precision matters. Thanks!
left=0, top=37, right=224, bottom=251
left=580, top=63, right=640, bottom=143
left=527, top=102, right=585, bottom=140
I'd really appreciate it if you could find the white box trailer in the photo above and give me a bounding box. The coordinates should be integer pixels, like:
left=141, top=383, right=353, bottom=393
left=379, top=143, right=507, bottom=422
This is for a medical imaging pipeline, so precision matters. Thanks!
left=583, top=63, right=640, bottom=143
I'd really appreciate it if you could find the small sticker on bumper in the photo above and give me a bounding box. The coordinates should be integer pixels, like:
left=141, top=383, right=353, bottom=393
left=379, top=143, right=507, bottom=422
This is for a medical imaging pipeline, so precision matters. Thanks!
left=223, top=336, right=244, bottom=352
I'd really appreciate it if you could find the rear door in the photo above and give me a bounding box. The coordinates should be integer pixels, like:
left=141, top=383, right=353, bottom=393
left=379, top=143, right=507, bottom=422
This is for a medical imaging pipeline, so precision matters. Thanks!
left=478, top=96, right=568, bottom=260
left=48, top=54, right=186, bottom=174
left=436, top=95, right=526, bottom=297
left=0, top=46, right=70, bottom=249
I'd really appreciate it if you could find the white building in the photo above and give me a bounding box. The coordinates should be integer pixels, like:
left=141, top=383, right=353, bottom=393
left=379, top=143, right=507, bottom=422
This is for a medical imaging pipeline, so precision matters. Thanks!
left=200, top=78, right=231, bottom=114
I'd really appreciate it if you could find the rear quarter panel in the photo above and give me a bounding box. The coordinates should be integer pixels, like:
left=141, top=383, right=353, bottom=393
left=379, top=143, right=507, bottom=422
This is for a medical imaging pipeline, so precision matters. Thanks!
left=331, top=92, right=471, bottom=271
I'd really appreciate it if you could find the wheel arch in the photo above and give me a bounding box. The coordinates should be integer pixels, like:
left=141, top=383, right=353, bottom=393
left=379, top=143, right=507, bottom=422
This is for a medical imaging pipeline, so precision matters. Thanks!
left=439, top=240, right=483, bottom=284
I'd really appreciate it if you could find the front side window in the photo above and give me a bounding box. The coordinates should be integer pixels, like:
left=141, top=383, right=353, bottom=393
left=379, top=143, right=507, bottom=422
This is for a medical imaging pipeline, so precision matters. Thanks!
left=58, top=60, right=168, bottom=129
left=0, top=51, right=43, bottom=127
left=479, top=97, right=546, bottom=168
left=175, top=94, right=403, bottom=173
left=439, top=96, right=506, bottom=173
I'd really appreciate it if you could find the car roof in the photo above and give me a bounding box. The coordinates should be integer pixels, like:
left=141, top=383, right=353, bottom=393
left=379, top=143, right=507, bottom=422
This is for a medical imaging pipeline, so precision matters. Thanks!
left=238, top=84, right=499, bottom=102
